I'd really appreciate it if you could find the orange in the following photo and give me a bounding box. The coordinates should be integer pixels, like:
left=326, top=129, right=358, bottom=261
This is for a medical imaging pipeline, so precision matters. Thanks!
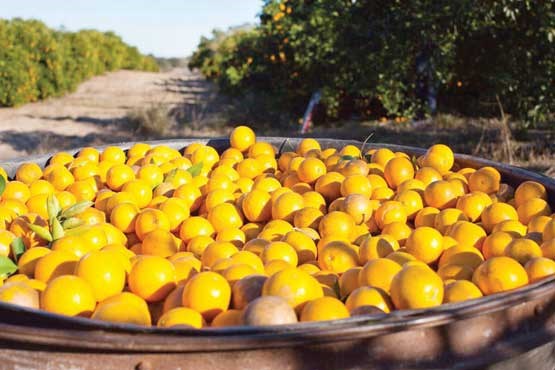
left=341, top=159, right=369, bottom=177
left=447, top=221, right=487, bottom=250
left=394, top=189, right=423, bottom=220
left=423, top=180, right=458, bottom=209
left=272, top=192, right=304, bottom=223
left=481, top=202, right=519, bottom=233
left=243, top=238, right=270, bottom=256
left=492, top=220, right=527, bottom=237
left=134, top=208, right=171, bottom=241
left=338, top=266, right=362, bottom=299
left=300, top=296, right=349, bottom=322
left=158, top=198, right=190, bottom=232
left=261, top=241, right=299, bottom=266
left=172, top=256, right=200, bottom=285
left=386, top=251, right=417, bottom=266
left=438, top=245, right=484, bottom=270
left=318, top=241, right=358, bottom=273
left=44, top=166, right=75, bottom=191
left=34, top=250, right=79, bottom=283
left=110, top=202, right=139, bottom=233
left=358, top=258, right=402, bottom=294
left=121, top=179, right=153, bottom=208
left=208, top=203, right=243, bottom=232
left=182, top=271, right=231, bottom=321
left=341, top=174, right=372, bottom=198
left=472, top=256, right=528, bottom=295
left=468, top=167, right=501, bottom=194
left=75, top=250, right=126, bottom=301
left=293, top=207, right=323, bottom=230
left=528, top=215, right=552, bottom=234
left=262, top=267, right=323, bottom=312
left=443, top=280, right=483, bottom=303
left=92, top=292, right=151, bottom=325
left=29, top=179, right=56, bottom=197
left=211, top=309, right=243, bottom=327
left=105, top=164, right=135, bottom=191
left=41, top=275, right=96, bottom=317
left=422, top=144, right=454, bottom=174
left=345, top=286, right=392, bottom=313
left=373, top=201, right=407, bottom=230
left=142, top=229, right=179, bottom=257
left=384, top=157, right=414, bottom=189
left=318, top=211, right=355, bottom=240
left=15, top=162, right=43, bottom=185
left=296, top=138, right=321, bottom=156
left=504, top=238, right=542, bottom=265
left=302, top=191, right=326, bottom=213
left=525, top=257, right=555, bottom=283
left=17, top=246, right=51, bottom=277
left=252, top=176, right=281, bottom=193
left=415, top=167, right=443, bottom=186
left=157, top=307, right=205, bottom=328
left=297, top=158, right=326, bottom=184
left=315, top=172, right=345, bottom=202
left=456, top=192, right=492, bottom=222
left=216, top=228, right=246, bottom=248
left=404, top=227, right=443, bottom=264
left=482, top=231, right=514, bottom=260
left=229, top=126, right=256, bottom=152
left=434, top=208, right=468, bottom=234
left=371, top=148, right=396, bottom=167
left=517, top=198, right=551, bottom=225
left=242, top=190, right=272, bottom=223
left=390, top=264, right=444, bottom=309
left=437, top=264, right=474, bottom=281
left=281, top=230, right=317, bottom=264
left=359, top=235, right=399, bottom=263
left=229, top=251, right=265, bottom=273
left=514, top=181, right=547, bottom=208
left=414, top=207, right=440, bottom=228
left=180, top=217, right=215, bottom=245
left=0, top=281, right=40, bottom=309
left=221, top=264, right=258, bottom=285
left=2, top=181, right=31, bottom=203
left=101, top=146, right=126, bottom=164
left=128, top=256, right=176, bottom=302
left=201, top=241, right=239, bottom=268
left=343, top=194, right=372, bottom=225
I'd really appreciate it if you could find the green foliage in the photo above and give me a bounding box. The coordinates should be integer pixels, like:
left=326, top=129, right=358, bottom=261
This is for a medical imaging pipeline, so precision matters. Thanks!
left=0, top=18, right=159, bottom=107
left=190, top=0, right=555, bottom=125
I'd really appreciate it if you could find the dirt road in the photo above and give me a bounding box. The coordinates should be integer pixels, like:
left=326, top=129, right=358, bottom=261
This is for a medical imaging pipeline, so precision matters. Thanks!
left=0, top=68, right=212, bottom=160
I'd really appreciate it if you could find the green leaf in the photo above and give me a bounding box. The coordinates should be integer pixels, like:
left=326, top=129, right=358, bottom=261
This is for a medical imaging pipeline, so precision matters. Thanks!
left=26, top=223, right=53, bottom=242
left=47, top=194, right=61, bottom=220
left=60, top=201, right=93, bottom=219
left=340, top=155, right=358, bottom=161
left=61, top=217, right=84, bottom=230
left=10, top=237, right=25, bottom=263
left=50, top=217, right=65, bottom=241
left=186, top=162, right=203, bottom=177
left=0, top=175, right=5, bottom=197
left=63, top=225, right=90, bottom=237
left=164, top=168, right=179, bottom=183
left=0, top=256, right=17, bottom=278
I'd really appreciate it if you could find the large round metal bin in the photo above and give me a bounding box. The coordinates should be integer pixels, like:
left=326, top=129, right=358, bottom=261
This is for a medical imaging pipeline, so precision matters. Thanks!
left=0, top=137, right=554, bottom=370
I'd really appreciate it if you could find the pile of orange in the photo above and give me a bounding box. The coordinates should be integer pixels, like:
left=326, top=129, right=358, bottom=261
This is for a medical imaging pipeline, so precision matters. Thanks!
left=0, top=126, right=553, bottom=328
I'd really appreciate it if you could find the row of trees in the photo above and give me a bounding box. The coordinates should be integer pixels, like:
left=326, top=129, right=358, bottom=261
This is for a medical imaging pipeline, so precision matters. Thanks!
left=0, top=18, right=159, bottom=107
left=190, top=0, right=555, bottom=126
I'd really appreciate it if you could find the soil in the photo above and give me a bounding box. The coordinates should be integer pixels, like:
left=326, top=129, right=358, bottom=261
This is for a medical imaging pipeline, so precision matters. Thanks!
left=0, top=68, right=214, bottom=160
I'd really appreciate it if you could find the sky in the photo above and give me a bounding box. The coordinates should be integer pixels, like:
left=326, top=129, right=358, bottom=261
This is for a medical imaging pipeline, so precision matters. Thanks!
left=1, top=0, right=262, bottom=57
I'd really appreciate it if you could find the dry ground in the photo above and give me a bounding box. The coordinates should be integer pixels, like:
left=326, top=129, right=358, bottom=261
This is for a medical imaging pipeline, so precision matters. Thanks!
left=0, top=68, right=553, bottom=175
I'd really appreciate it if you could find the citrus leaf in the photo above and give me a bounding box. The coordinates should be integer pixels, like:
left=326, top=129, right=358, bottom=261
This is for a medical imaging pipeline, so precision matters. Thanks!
left=0, top=256, right=17, bottom=278
left=0, top=175, right=5, bottom=197
left=63, top=225, right=90, bottom=237
left=164, top=168, right=178, bottom=183
left=341, top=155, right=357, bottom=161
left=26, top=223, right=53, bottom=242
left=60, top=201, right=93, bottom=219
left=47, top=194, right=61, bottom=220
left=10, top=237, right=25, bottom=263
left=62, top=217, right=84, bottom=230
left=50, top=217, right=65, bottom=241
left=186, top=162, right=203, bottom=177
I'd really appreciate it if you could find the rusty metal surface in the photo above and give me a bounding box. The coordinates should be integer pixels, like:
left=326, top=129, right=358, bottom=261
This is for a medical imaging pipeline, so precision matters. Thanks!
left=0, top=137, right=554, bottom=370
